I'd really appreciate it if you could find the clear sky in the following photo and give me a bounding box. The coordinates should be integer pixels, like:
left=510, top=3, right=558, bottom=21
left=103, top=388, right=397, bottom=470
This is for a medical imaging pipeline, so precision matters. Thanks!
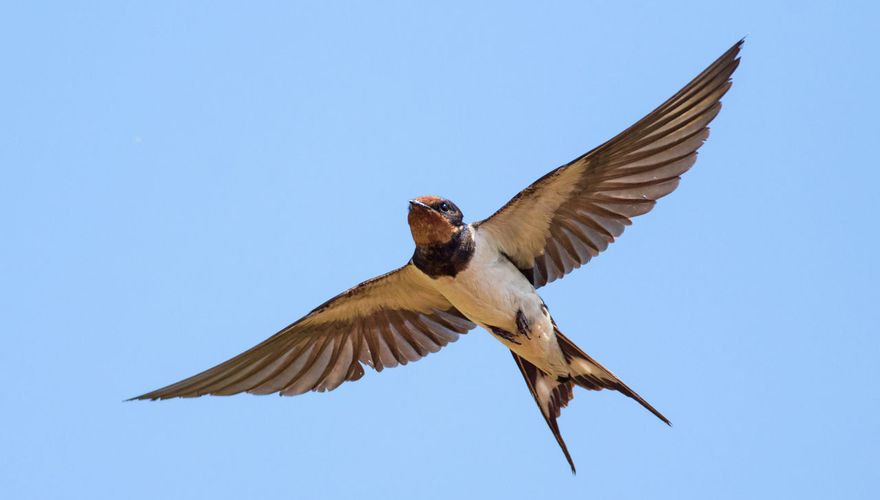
left=2, top=2, right=878, bottom=499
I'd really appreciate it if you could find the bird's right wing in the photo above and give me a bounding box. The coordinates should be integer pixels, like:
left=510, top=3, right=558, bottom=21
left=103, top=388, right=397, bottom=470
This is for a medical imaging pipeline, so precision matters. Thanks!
left=131, top=264, right=475, bottom=400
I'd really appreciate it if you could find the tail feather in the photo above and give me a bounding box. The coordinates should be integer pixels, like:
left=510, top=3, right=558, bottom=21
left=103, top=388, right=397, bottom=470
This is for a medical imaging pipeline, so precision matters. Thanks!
left=511, top=351, right=578, bottom=474
left=555, top=328, right=671, bottom=426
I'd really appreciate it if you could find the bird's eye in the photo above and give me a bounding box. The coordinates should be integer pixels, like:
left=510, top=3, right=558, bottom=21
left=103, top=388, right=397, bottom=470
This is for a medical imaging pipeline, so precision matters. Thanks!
left=438, top=202, right=450, bottom=213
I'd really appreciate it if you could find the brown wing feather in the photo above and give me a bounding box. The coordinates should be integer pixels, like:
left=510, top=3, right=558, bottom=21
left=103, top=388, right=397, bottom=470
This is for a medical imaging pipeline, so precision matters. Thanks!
left=130, top=264, right=475, bottom=400
left=476, top=41, right=742, bottom=287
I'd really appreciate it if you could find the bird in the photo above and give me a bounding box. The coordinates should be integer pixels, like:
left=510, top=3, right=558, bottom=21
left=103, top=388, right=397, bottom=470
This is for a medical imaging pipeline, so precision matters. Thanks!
left=131, top=40, right=742, bottom=473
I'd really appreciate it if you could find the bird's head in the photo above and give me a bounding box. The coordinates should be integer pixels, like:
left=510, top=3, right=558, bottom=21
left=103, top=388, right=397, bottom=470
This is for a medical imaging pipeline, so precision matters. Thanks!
left=407, top=196, right=465, bottom=247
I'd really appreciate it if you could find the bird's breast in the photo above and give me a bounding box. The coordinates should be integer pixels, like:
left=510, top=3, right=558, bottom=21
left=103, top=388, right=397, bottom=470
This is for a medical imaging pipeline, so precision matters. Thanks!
left=432, top=231, right=538, bottom=329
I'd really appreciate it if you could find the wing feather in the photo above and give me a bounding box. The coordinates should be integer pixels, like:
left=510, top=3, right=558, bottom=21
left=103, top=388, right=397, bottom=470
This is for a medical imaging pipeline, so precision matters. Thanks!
left=476, top=41, right=742, bottom=287
left=130, top=264, right=475, bottom=400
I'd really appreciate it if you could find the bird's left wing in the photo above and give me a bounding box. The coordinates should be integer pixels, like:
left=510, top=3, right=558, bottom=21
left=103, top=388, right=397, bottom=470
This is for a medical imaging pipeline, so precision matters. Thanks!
left=131, top=264, right=475, bottom=400
left=475, top=41, right=741, bottom=287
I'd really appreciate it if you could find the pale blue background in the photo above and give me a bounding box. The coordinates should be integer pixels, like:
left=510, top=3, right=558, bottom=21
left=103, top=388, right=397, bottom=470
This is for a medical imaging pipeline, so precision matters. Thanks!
left=2, top=2, right=878, bottom=499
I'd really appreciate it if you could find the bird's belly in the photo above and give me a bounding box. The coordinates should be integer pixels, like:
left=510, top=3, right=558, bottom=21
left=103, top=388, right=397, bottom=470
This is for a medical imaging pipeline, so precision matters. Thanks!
left=434, top=255, right=529, bottom=328
left=432, top=252, right=568, bottom=375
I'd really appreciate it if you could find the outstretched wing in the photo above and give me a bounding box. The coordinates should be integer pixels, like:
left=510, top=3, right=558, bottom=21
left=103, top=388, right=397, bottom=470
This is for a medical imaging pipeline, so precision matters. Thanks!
left=475, top=41, right=742, bottom=287
left=131, top=264, right=476, bottom=400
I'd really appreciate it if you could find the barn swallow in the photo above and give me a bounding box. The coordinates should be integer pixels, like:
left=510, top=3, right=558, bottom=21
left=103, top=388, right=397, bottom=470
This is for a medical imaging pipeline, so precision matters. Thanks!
left=132, top=41, right=741, bottom=473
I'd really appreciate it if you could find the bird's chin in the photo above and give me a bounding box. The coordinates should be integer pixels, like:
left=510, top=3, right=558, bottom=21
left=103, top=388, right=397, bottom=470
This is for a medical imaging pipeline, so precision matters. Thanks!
left=408, top=208, right=454, bottom=247
left=407, top=202, right=430, bottom=223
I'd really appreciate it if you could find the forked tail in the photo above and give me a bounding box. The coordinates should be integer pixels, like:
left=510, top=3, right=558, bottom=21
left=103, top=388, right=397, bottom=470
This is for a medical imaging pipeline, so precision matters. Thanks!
left=555, top=328, right=670, bottom=426
left=510, top=327, right=669, bottom=473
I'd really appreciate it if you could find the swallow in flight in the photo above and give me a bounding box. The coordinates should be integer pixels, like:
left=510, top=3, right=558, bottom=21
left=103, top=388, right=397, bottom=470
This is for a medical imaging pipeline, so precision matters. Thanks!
left=132, top=41, right=741, bottom=473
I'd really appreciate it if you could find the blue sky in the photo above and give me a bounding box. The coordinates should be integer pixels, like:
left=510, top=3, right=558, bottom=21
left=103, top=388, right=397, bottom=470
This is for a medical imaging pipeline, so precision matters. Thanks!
left=2, top=2, right=878, bottom=499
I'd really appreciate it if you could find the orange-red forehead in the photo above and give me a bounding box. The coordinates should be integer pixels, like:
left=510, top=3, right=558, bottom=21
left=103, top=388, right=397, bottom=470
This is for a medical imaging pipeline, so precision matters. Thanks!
left=415, top=195, right=442, bottom=205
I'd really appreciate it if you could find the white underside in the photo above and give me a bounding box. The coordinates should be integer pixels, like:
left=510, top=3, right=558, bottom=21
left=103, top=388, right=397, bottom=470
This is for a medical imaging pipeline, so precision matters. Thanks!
left=428, top=227, right=570, bottom=377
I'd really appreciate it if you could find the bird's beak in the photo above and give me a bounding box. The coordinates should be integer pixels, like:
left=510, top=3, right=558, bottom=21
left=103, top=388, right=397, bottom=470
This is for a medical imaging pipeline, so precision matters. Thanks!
left=409, top=199, right=431, bottom=210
